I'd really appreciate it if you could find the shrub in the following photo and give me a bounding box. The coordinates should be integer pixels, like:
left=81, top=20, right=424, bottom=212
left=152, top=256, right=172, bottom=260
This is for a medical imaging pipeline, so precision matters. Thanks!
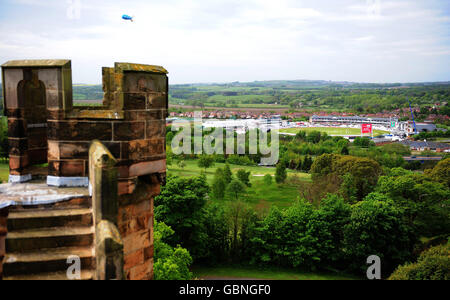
left=263, top=174, right=273, bottom=185
left=389, top=243, right=450, bottom=280
left=154, top=222, right=193, bottom=280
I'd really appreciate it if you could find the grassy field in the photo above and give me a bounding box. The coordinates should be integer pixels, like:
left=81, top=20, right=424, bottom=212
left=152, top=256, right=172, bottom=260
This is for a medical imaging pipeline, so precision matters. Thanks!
left=167, top=160, right=310, bottom=209
left=193, top=266, right=358, bottom=280
left=0, top=163, right=8, bottom=183
left=280, top=127, right=389, bottom=136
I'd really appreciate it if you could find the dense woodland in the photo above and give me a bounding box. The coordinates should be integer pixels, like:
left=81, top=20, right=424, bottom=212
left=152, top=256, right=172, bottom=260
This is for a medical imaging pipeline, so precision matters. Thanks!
left=154, top=127, right=450, bottom=280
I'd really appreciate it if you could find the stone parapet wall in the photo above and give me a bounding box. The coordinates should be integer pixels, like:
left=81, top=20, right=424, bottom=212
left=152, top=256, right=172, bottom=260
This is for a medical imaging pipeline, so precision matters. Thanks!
left=117, top=174, right=161, bottom=280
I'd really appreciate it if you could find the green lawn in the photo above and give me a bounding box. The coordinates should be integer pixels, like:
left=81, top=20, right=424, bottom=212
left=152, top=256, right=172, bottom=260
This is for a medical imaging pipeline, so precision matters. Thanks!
left=0, top=163, right=9, bottom=183
left=280, top=127, right=389, bottom=136
left=167, top=160, right=310, bottom=209
left=193, top=266, right=358, bottom=280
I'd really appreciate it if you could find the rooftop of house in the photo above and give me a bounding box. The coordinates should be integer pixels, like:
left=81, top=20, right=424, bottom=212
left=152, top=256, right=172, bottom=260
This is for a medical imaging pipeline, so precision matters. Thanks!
left=400, top=140, right=450, bottom=149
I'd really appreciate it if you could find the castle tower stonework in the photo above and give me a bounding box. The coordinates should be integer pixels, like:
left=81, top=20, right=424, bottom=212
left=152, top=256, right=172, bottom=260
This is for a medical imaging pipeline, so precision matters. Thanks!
left=0, top=60, right=168, bottom=280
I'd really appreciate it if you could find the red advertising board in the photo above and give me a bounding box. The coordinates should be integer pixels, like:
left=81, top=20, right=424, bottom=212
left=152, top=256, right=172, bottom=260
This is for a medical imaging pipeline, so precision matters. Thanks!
left=361, top=124, right=373, bottom=134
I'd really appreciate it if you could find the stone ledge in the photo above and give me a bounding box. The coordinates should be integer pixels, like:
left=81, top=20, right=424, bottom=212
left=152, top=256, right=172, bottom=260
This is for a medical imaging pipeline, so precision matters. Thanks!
left=47, top=176, right=89, bottom=187
left=0, top=181, right=89, bottom=209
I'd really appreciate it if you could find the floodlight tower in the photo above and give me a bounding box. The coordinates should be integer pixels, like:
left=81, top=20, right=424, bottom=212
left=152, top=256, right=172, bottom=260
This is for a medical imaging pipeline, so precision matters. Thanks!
left=408, top=97, right=418, bottom=135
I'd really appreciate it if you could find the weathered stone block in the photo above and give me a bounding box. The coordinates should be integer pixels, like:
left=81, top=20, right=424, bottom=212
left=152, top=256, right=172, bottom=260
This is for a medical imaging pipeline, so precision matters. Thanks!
left=7, top=118, right=27, bottom=138
left=123, top=93, right=146, bottom=110
left=59, top=160, right=86, bottom=177
left=122, top=139, right=165, bottom=161
left=124, top=249, right=144, bottom=271
left=125, top=109, right=163, bottom=121
left=28, top=130, right=48, bottom=149
left=113, top=121, right=145, bottom=141
left=45, top=90, right=63, bottom=108
left=123, top=73, right=167, bottom=94
left=5, top=109, right=25, bottom=118
left=8, top=138, right=28, bottom=156
left=3, top=69, right=23, bottom=109
left=148, top=94, right=167, bottom=109
left=48, top=121, right=113, bottom=141
left=128, top=258, right=152, bottom=280
left=118, top=178, right=137, bottom=196
left=9, top=155, right=29, bottom=172
left=129, top=160, right=166, bottom=177
left=145, top=120, right=165, bottom=138
left=38, top=68, right=61, bottom=91
left=144, top=245, right=154, bottom=261
left=122, top=230, right=151, bottom=254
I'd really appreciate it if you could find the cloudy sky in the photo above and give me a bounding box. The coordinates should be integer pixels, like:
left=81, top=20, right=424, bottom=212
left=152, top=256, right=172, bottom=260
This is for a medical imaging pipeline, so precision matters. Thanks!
left=0, top=0, right=449, bottom=84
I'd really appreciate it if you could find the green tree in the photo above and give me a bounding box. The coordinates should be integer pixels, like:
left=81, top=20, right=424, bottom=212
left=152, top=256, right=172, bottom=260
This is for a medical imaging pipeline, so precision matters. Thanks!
left=302, top=155, right=313, bottom=172
left=306, top=131, right=322, bottom=144
left=223, top=163, right=233, bottom=184
left=154, top=222, right=193, bottom=280
left=275, top=163, right=287, bottom=184
left=263, top=174, right=273, bottom=185
left=236, top=169, right=251, bottom=187
left=201, top=204, right=230, bottom=264
left=155, top=175, right=209, bottom=259
left=389, top=243, right=450, bottom=280
left=376, top=169, right=450, bottom=236
left=316, top=194, right=352, bottom=268
left=226, top=179, right=246, bottom=201
left=212, top=168, right=227, bottom=200
left=198, top=155, right=215, bottom=172
left=343, top=194, right=416, bottom=274
left=426, top=158, right=450, bottom=188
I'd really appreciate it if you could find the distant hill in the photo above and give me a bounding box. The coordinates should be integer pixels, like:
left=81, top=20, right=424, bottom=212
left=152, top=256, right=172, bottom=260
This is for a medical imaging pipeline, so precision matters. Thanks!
left=1, top=81, right=450, bottom=119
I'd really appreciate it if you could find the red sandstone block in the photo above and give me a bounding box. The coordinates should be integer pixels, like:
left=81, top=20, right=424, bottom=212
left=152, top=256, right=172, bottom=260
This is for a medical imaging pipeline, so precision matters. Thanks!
left=144, top=245, right=154, bottom=260
left=145, top=120, right=165, bottom=138
left=129, top=160, right=166, bottom=177
left=118, top=179, right=137, bottom=196
left=9, top=155, right=29, bottom=171
left=134, top=199, right=151, bottom=215
left=120, top=217, right=148, bottom=236
left=124, top=249, right=144, bottom=271
left=60, top=160, right=86, bottom=177
left=123, top=230, right=151, bottom=254
left=118, top=205, right=134, bottom=223
left=0, top=235, right=5, bottom=257
left=129, top=259, right=152, bottom=281
left=0, top=216, right=6, bottom=229
left=113, top=121, right=145, bottom=141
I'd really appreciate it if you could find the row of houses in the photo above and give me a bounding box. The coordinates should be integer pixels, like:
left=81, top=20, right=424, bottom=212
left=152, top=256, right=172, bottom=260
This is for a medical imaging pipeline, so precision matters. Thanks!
left=399, top=140, right=450, bottom=153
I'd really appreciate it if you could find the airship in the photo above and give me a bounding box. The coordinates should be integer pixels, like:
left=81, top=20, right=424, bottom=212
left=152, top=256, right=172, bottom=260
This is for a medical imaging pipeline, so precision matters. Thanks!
left=122, top=14, right=134, bottom=22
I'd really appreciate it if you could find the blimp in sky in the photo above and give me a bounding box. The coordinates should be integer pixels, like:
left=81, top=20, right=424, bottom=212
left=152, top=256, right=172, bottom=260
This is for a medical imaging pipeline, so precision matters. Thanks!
left=122, top=14, right=134, bottom=22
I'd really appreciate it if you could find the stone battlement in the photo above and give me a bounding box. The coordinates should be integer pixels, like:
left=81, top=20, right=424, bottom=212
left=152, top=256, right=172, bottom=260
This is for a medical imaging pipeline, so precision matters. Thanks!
left=2, top=60, right=168, bottom=187
left=0, top=60, right=168, bottom=280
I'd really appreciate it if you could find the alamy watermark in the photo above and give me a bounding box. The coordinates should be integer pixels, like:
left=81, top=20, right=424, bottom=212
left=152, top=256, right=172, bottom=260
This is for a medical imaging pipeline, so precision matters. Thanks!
left=67, top=0, right=82, bottom=20
left=67, top=255, right=81, bottom=280
left=170, top=112, right=280, bottom=165
left=366, top=255, right=381, bottom=280
left=366, top=0, right=381, bottom=17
